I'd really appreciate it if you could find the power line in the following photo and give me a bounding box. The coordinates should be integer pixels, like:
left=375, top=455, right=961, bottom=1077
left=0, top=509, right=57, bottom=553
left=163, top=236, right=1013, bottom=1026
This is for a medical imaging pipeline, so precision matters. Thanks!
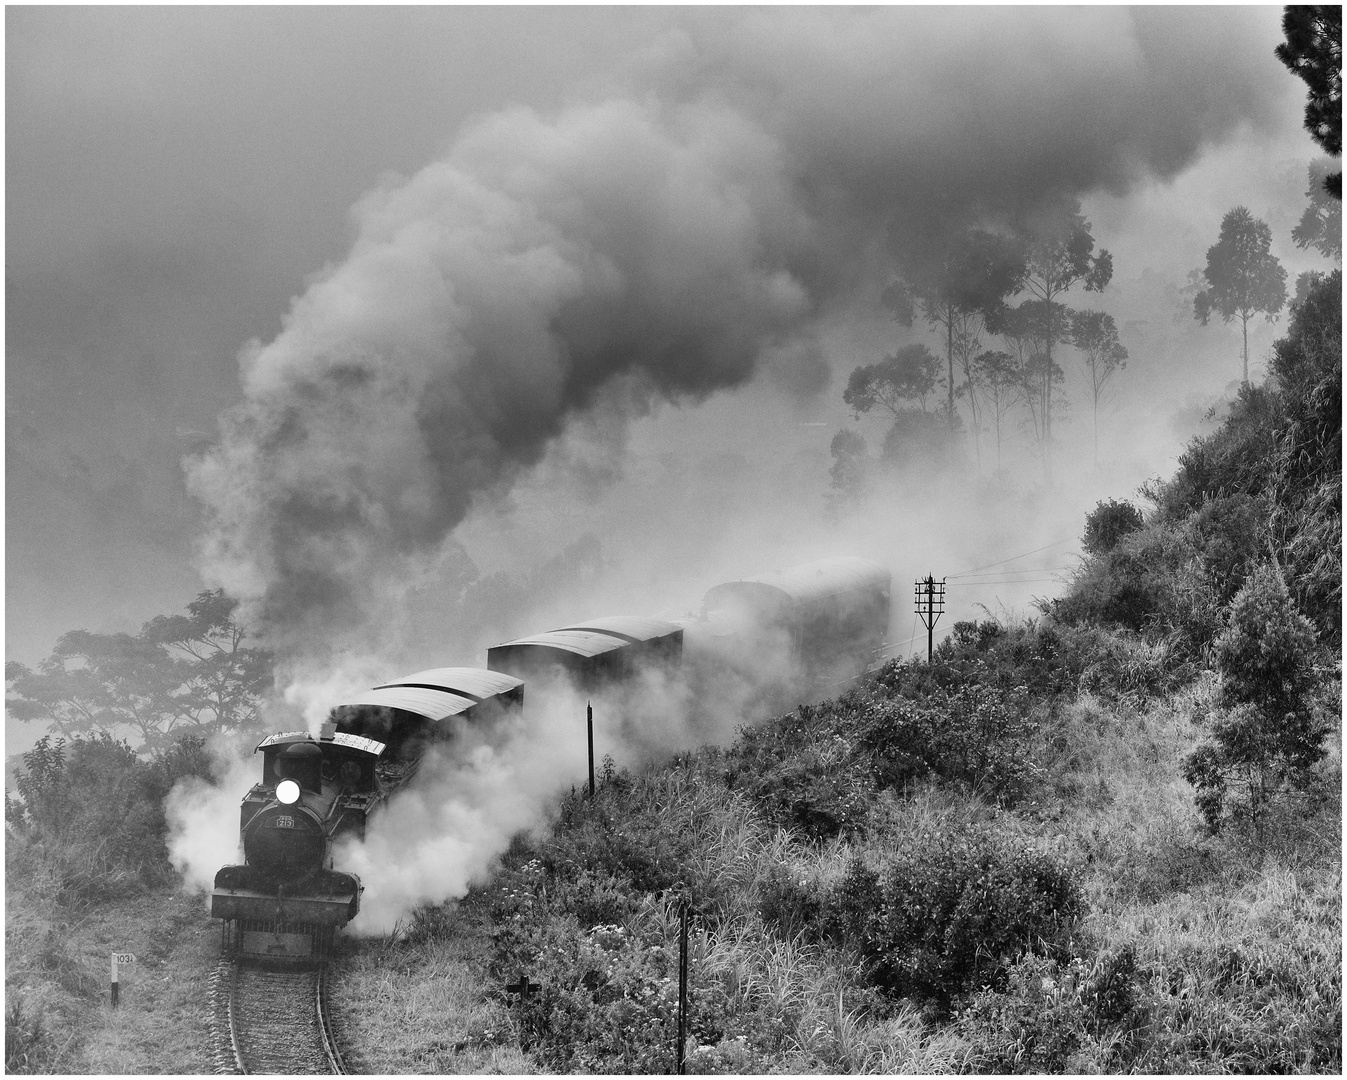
left=955, top=578, right=1062, bottom=586
left=952, top=566, right=1074, bottom=579
left=948, top=537, right=1077, bottom=579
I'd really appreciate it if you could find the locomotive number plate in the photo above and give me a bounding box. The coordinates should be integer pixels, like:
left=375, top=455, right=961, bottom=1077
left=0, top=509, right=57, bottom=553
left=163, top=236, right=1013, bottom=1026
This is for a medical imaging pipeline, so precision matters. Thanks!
left=275, top=815, right=294, bottom=828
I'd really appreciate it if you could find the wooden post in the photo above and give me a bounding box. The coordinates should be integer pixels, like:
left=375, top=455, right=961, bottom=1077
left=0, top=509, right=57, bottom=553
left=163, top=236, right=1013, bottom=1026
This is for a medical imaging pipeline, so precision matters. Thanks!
left=587, top=702, right=595, bottom=798
left=676, top=895, right=689, bottom=1073
left=914, top=575, right=946, bottom=663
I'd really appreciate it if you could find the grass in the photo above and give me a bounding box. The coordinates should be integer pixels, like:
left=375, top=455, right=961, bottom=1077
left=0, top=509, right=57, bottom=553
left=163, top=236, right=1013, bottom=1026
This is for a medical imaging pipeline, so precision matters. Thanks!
left=5, top=857, right=219, bottom=1074
left=5, top=628, right=1338, bottom=1073
left=329, top=902, right=532, bottom=1074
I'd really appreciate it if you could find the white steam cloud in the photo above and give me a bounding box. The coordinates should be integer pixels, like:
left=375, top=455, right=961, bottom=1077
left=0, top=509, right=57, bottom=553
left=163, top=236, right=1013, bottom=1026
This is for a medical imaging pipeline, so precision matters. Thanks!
left=176, top=8, right=1289, bottom=929
left=165, top=738, right=261, bottom=897
left=187, top=8, right=1281, bottom=658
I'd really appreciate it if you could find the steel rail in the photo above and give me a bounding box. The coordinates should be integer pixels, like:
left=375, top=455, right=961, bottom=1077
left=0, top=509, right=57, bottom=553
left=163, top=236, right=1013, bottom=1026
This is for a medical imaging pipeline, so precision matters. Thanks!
left=221, top=959, right=346, bottom=1075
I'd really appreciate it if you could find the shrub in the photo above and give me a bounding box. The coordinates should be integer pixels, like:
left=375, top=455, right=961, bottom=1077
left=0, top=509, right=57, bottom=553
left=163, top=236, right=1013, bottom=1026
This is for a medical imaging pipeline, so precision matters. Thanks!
left=857, top=678, right=1041, bottom=805
left=1083, top=498, right=1145, bottom=555
left=957, top=946, right=1141, bottom=1073
left=1075, top=631, right=1196, bottom=702
left=756, top=863, right=823, bottom=940
left=1268, top=268, right=1341, bottom=645
left=820, top=824, right=1084, bottom=1009
left=1052, top=522, right=1224, bottom=656
left=723, top=703, right=876, bottom=841
left=1183, top=563, right=1328, bottom=834
left=1152, top=382, right=1282, bottom=523
left=6, top=731, right=213, bottom=902
left=1188, top=493, right=1271, bottom=603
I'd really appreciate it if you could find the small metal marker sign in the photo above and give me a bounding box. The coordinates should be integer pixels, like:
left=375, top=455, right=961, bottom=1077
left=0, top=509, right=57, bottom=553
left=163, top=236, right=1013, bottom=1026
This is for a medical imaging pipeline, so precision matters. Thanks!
left=505, top=971, right=540, bottom=1006
left=110, top=952, right=135, bottom=1007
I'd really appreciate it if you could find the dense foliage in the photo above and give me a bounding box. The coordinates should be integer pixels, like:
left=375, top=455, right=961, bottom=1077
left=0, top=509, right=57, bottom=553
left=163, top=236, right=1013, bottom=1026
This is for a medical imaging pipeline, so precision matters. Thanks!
left=1183, top=564, right=1329, bottom=833
left=6, top=732, right=214, bottom=905
left=1056, top=270, right=1341, bottom=653
left=443, top=261, right=1342, bottom=1073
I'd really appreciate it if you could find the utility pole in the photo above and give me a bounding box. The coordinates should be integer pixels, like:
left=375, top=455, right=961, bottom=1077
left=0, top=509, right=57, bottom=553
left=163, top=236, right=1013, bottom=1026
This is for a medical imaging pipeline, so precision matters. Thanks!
left=914, top=575, right=946, bottom=662
left=676, top=892, right=690, bottom=1074
left=587, top=702, right=595, bottom=798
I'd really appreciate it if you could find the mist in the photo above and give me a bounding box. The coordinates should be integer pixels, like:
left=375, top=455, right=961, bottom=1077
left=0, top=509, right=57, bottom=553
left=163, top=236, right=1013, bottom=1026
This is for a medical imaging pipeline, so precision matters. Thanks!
left=185, top=7, right=1290, bottom=672
left=20, top=7, right=1324, bottom=931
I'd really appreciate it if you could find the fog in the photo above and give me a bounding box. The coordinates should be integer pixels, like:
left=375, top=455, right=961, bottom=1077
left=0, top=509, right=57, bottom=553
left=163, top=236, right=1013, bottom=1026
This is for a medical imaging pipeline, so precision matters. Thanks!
left=10, top=7, right=1336, bottom=927
left=182, top=7, right=1298, bottom=675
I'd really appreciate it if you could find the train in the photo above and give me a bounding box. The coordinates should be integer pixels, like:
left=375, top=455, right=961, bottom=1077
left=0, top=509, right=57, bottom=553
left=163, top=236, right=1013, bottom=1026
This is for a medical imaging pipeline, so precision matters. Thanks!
left=210, top=556, right=891, bottom=961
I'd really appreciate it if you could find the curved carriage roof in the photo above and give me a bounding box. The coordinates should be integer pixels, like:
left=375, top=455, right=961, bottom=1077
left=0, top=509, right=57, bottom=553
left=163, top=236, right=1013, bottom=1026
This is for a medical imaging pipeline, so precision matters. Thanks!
left=342, top=666, right=523, bottom=722
left=491, top=616, right=682, bottom=659
left=706, top=556, right=890, bottom=608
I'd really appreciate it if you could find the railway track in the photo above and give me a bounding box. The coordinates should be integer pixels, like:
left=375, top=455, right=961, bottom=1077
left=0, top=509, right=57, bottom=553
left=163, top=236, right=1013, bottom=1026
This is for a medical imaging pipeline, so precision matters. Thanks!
left=209, top=959, right=347, bottom=1074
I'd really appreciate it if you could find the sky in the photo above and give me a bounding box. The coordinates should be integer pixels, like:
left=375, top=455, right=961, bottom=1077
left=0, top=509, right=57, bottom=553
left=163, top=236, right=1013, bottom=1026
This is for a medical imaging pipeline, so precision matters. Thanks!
left=6, top=6, right=1336, bottom=756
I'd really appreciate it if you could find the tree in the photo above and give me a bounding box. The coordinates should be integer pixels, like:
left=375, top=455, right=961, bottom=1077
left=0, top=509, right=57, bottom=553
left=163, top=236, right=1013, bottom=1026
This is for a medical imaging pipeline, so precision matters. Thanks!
left=1275, top=6, right=1342, bottom=198
left=1291, top=158, right=1343, bottom=260
left=885, top=229, right=1025, bottom=444
left=1193, top=207, right=1288, bottom=385
left=989, top=298, right=1071, bottom=474
left=1182, top=564, right=1327, bottom=837
left=141, top=589, right=273, bottom=733
left=970, top=349, right=1020, bottom=472
left=6, top=590, right=273, bottom=752
left=1013, top=198, right=1113, bottom=457
left=843, top=343, right=941, bottom=418
left=1070, top=310, right=1129, bottom=465
left=827, top=429, right=869, bottom=516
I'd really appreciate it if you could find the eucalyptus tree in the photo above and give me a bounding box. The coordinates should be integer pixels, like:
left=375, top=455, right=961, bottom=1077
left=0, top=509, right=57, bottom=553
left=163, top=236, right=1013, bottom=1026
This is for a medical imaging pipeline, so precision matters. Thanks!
left=883, top=228, right=1025, bottom=443
left=843, top=342, right=942, bottom=419
left=988, top=298, right=1071, bottom=473
left=1193, top=206, right=1288, bottom=385
left=970, top=349, right=1020, bottom=472
left=1013, top=198, right=1113, bottom=447
left=1070, top=309, right=1129, bottom=465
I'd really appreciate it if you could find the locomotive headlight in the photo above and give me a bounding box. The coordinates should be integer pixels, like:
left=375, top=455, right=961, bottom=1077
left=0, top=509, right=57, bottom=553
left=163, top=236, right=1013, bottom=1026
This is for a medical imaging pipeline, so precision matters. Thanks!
left=276, top=779, right=301, bottom=805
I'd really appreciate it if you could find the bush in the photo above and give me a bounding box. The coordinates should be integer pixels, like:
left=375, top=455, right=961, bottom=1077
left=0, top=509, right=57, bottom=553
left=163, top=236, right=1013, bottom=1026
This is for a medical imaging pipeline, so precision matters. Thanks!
left=1075, top=631, right=1196, bottom=703
left=1183, top=563, right=1328, bottom=834
left=957, top=945, right=1141, bottom=1073
left=1188, top=493, right=1271, bottom=603
left=7, top=732, right=213, bottom=902
left=1152, top=382, right=1282, bottom=522
left=723, top=704, right=876, bottom=841
left=1052, top=522, right=1224, bottom=656
left=1268, top=269, right=1341, bottom=645
left=819, top=824, right=1084, bottom=1009
left=1083, top=498, right=1144, bottom=555
left=857, top=677, right=1041, bottom=805
left=878, top=620, right=1085, bottom=702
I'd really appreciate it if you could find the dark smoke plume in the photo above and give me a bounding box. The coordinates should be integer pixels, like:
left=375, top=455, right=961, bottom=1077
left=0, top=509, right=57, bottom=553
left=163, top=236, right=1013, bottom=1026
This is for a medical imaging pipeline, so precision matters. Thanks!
left=188, top=8, right=1284, bottom=658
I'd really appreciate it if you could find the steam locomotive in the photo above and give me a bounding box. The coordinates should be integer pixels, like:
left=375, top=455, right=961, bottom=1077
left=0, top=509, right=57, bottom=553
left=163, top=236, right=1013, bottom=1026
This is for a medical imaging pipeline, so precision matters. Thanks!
left=211, top=556, right=890, bottom=961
